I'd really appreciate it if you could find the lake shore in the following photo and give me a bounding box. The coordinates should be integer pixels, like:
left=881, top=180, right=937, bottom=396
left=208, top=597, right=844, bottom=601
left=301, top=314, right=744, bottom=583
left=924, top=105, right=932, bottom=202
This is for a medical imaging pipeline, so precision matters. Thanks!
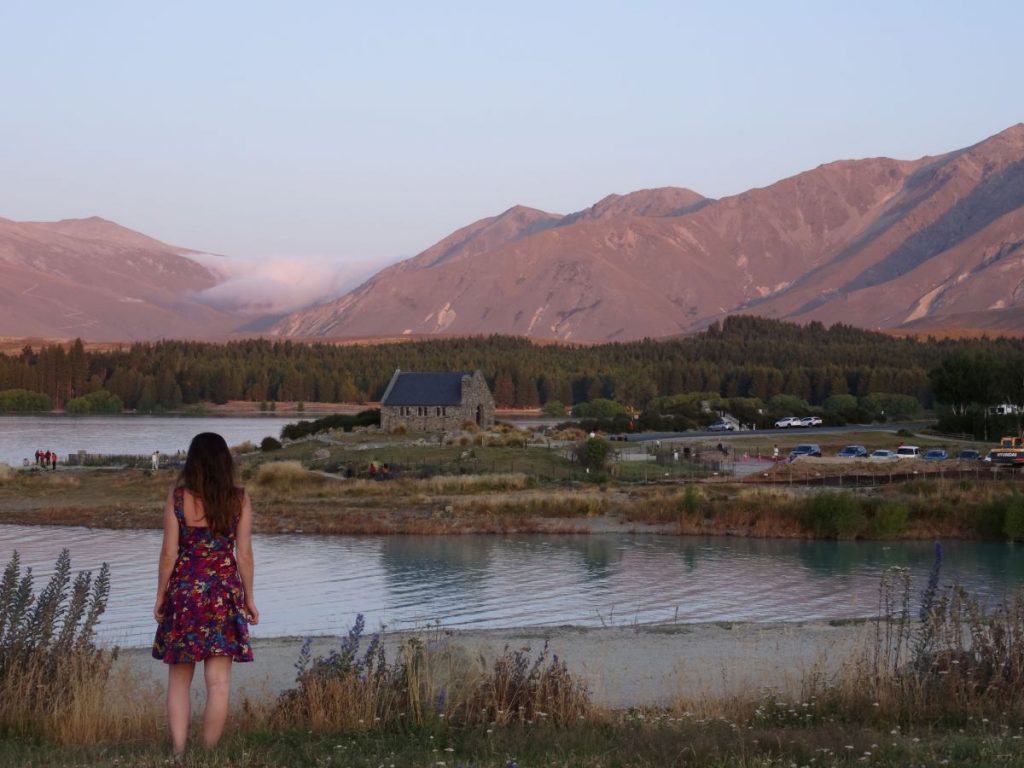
left=122, top=620, right=870, bottom=709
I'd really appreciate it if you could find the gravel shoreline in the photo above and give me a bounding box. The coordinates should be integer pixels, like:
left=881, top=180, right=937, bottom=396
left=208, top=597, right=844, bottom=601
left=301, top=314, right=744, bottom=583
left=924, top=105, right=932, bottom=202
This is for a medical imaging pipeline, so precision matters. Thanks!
left=121, top=620, right=871, bottom=709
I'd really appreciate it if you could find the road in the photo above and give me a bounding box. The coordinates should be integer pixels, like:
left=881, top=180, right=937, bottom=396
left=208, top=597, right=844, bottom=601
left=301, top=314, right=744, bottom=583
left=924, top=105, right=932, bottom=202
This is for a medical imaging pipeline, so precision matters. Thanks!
left=617, top=421, right=935, bottom=443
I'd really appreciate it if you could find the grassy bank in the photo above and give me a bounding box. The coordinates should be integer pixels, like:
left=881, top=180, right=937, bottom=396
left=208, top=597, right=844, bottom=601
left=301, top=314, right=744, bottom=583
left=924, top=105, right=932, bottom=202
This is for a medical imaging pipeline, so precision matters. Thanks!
left=5, top=459, right=1024, bottom=540
left=7, top=552, right=1024, bottom=766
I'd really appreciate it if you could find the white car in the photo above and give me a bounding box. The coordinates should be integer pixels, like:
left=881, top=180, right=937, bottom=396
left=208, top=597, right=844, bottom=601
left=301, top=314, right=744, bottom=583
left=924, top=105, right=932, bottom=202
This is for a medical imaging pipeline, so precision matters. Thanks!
left=895, top=445, right=921, bottom=459
left=775, top=417, right=801, bottom=428
left=799, top=416, right=822, bottom=427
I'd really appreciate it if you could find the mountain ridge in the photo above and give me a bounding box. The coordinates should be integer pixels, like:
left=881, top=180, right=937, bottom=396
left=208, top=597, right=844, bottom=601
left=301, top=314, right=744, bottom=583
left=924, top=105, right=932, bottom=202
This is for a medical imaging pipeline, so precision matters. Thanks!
left=271, top=124, right=1024, bottom=341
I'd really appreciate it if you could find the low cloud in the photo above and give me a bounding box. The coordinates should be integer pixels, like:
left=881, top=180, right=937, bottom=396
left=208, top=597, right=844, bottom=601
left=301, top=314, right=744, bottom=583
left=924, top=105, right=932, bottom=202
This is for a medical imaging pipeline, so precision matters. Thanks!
left=188, top=253, right=384, bottom=314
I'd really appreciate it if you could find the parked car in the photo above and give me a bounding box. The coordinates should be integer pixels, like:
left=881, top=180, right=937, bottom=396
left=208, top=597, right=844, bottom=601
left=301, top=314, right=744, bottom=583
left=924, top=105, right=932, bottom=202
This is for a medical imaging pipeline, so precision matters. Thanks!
left=957, top=449, right=981, bottom=461
left=799, top=415, right=823, bottom=427
left=895, top=445, right=921, bottom=459
left=869, top=449, right=898, bottom=460
left=837, top=444, right=867, bottom=458
left=775, top=416, right=801, bottom=428
left=708, top=420, right=735, bottom=432
left=922, top=449, right=948, bottom=460
left=789, top=443, right=822, bottom=459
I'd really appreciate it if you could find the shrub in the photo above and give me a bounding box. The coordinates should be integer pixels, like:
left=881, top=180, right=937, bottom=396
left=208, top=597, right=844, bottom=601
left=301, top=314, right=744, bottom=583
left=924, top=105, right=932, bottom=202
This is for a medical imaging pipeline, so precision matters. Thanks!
left=803, top=492, right=866, bottom=539
left=576, top=437, right=612, bottom=471
left=278, top=615, right=590, bottom=730
left=0, top=389, right=51, bottom=413
left=232, top=441, right=257, bottom=455
left=65, top=390, right=122, bottom=415
left=542, top=400, right=566, bottom=417
left=254, top=461, right=326, bottom=491
left=260, top=436, right=283, bottom=452
left=976, top=496, right=1010, bottom=538
left=280, top=410, right=380, bottom=440
left=1004, top=495, right=1024, bottom=541
left=572, top=398, right=629, bottom=419
left=869, top=500, right=909, bottom=538
left=0, top=550, right=113, bottom=738
left=678, top=483, right=703, bottom=517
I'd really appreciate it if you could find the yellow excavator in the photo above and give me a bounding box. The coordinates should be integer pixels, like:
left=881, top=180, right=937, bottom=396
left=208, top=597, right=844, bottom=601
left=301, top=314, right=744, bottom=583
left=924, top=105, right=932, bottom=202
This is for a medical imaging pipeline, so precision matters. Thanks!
left=991, top=433, right=1024, bottom=467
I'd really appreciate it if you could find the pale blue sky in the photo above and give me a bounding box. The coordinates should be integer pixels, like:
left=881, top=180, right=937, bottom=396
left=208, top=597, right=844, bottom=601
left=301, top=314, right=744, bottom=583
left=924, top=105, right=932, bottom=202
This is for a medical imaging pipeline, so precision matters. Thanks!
left=1, top=1, right=1021, bottom=274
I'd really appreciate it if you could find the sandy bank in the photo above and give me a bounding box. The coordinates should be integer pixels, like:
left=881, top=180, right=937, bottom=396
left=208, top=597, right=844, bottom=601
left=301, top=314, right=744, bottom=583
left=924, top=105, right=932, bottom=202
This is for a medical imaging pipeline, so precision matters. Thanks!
left=120, top=620, right=870, bottom=710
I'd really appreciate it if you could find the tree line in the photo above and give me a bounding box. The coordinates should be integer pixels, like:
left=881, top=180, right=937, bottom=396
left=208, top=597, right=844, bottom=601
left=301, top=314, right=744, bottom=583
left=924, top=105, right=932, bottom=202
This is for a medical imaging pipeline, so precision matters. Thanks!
left=1, top=316, right=1023, bottom=416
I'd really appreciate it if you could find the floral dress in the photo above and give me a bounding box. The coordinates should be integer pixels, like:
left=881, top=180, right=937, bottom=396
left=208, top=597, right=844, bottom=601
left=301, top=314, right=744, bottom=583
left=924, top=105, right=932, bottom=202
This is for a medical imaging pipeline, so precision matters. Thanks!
left=152, top=488, right=254, bottom=664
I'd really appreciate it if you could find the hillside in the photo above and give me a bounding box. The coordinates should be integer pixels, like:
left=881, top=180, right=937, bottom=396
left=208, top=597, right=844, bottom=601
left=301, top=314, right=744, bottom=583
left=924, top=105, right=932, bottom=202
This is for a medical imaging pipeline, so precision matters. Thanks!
left=272, top=125, right=1024, bottom=341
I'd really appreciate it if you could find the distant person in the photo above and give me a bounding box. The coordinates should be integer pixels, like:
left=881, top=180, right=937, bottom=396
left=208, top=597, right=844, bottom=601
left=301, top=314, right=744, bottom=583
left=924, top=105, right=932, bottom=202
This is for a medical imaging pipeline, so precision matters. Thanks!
left=152, top=432, right=258, bottom=758
left=35, top=449, right=42, bottom=466
left=772, top=444, right=780, bottom=461
left=50, top=452, right=57, bottom=471
left=152, top=451, right=161, bottom=471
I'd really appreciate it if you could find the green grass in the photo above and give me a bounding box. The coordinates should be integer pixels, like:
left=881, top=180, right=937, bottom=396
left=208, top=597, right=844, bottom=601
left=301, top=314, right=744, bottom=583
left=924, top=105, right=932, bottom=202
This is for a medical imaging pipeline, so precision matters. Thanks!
left=4, top=720, right=1023, bottom=767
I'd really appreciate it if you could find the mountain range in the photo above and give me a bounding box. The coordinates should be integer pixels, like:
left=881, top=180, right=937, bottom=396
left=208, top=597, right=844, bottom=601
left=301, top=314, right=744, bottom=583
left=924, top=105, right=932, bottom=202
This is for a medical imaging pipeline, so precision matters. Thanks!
left=4, top=124, right=1024, bottom=342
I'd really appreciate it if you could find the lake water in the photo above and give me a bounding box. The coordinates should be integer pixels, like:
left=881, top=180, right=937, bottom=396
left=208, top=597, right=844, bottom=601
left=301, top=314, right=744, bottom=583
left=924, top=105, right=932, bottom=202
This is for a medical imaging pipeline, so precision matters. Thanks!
left=2, top=524, right=1021, bottom=648
left=0, top=415, right=299, bottom=466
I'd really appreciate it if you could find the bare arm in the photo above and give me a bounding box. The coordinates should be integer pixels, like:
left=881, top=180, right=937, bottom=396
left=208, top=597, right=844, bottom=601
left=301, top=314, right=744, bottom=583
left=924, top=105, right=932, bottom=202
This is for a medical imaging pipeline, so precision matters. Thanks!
left=236, top=490, right=259, bottom=625
left=153, top=488, right=179, bottom=622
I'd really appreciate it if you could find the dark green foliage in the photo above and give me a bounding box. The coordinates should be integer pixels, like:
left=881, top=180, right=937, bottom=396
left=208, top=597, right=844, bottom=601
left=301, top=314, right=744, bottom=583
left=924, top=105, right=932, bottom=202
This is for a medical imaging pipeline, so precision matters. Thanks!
left=0, top=317, right=959, bottom=413
left=0, top=389, right=50, bottom=413
left=803, top=492, right=866, bottom=539
left=869, top=500, right=910, bottom=538
left=572, top=398, right=629, bottom=418
left=576, top=437, right=612, bottom=471
left=65, top=390, right=122, bottom=415
left=260, top=437, right=283, bottom=452
left=1003, top=496, right=1024, bottom=541
left=541, top=400, right=566, bottom=417
left=279, top=410, right=380, bottom=440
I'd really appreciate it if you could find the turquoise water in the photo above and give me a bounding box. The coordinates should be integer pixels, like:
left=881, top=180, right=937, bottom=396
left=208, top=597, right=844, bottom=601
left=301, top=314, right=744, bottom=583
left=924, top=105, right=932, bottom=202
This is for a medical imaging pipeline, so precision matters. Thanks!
left=1, top=525, right=1019, bottom=647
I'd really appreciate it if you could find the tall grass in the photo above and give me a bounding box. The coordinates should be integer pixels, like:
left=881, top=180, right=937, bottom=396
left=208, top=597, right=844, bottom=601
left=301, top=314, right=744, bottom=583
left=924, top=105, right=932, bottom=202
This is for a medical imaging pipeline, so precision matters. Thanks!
left=275, top=615, right=591, bottom=731
left=0, top=550, right=156, bottom=743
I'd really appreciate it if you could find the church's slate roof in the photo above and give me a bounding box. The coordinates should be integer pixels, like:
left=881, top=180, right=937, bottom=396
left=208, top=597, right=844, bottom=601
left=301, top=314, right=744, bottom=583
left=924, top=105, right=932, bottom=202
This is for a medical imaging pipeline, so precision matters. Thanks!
left=380, top=371, right=471, bottom=406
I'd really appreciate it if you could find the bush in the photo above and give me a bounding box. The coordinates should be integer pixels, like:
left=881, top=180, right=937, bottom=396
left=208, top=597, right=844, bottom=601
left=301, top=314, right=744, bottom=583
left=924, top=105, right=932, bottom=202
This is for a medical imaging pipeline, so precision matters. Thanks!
left=542, top=400, right=566, bottom=417
left=0, top=389, right=51, bottom=413
left=1003, top=496, right=1024, bottom=541
left=803, top=492, right=866, bottom=539
left=0, top=550, right=113, bottom=738
left=261, top=436, right=283, bottom=452
left=278, top=614, right=590, bottom=730
left=678, top=483, right=703, bottom=517
left=869, top=500, right=909, bottom=538
left=976, top=497, right=1010, bottom=538
left=576, top=437, right=612, bottom=471
left=65, top=390, right=122, bottom=415
left=280, top=410, right=380, bottom=440
left=572, top=398, right=628, bottom=419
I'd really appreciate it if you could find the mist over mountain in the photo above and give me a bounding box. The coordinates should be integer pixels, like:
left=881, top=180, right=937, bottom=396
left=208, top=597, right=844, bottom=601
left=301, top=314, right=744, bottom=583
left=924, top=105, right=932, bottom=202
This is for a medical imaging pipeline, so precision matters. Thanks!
left=3, top=125, right=1024, bottom=342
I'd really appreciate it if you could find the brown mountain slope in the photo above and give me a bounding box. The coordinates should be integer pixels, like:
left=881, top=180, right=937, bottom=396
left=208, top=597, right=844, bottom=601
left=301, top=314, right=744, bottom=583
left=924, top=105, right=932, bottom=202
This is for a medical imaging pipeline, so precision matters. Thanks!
left=0, top=217, right=241, bottom=340
left=273, top=124, right=1024, bottom=341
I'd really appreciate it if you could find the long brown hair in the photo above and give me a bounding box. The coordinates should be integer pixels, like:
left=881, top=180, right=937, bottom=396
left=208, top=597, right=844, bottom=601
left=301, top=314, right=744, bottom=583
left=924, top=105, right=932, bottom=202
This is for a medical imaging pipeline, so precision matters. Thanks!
left=178, top=432, right=241, bottom=535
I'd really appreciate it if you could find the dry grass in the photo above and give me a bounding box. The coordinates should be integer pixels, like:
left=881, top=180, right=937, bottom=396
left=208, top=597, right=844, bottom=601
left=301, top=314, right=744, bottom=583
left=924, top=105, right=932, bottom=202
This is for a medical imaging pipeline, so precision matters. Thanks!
left=253, top=461, right=331, bottom=492
left=275, top=620, right=590, bottom=733
left=454, top=491, right=608, bottom=518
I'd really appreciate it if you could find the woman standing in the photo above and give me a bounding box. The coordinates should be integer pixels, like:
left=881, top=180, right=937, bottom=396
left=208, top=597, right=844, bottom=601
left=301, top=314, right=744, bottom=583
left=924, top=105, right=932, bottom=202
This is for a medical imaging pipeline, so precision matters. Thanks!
left=152, top=432, right=259, bottom=757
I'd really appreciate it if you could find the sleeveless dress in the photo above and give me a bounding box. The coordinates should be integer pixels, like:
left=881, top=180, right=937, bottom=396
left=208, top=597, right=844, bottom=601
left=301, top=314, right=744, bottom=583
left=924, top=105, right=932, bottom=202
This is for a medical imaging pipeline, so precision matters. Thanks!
left=152, top=487, right=254, bottom=664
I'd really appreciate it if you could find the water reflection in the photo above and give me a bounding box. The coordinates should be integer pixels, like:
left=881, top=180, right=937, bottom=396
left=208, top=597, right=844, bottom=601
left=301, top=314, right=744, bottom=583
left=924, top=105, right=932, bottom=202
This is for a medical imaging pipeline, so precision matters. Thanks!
left=1, top=524, right=1022, bottom=648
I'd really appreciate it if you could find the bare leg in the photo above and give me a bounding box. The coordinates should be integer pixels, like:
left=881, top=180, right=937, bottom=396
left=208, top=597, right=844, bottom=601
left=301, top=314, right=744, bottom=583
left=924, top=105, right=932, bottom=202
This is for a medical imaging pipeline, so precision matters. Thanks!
left=202, top=656, right=232, bottom=749
left=167, top=663, right=195, bottom=756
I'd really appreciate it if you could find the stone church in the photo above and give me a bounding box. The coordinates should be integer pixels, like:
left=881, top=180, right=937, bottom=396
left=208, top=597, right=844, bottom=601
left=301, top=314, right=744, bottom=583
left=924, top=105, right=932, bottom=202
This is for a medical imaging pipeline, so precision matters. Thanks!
left=379, top=369, right=495, bottom=433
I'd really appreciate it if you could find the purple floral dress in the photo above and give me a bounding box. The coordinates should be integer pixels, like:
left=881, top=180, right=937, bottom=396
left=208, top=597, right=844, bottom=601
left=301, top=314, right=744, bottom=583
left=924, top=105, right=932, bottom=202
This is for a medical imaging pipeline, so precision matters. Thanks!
left=152, top=488, right=254, bottom=664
